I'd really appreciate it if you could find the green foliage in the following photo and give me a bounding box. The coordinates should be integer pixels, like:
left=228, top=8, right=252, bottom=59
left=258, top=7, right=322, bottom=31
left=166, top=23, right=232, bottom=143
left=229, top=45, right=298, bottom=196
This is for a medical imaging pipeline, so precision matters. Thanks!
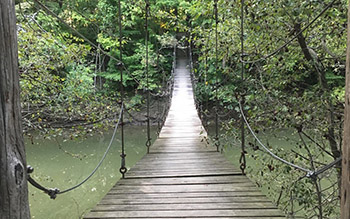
left=16, top=0, right=179, bottom=137
left=16, top=0, right=346, bottom=217
left=189, top=0, right=346, bottom=217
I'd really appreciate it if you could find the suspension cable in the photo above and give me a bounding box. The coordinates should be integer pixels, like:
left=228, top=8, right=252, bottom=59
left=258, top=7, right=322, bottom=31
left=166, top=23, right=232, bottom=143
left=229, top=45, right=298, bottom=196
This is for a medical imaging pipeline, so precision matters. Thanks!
left=27, top=106, right=124, bottom=199
left=33, top=0, right=122, bottom=65
left=118, top=0, right=127, bottom=178
left=238, top=101, right=312, bottom=173
left=311, top=157, right=342, bottom=178
left=242, top=0, right=338, bottom=64
left=239, top=100, right=342, bottom=178
left=145, top=0, right=152, bottom=153
left=33, top=0, right=162, bottom=95
left=239, top=0, right=247, bottom=175
left=214, top=0, right=220, bottom=152
left=203, top=19, right=214, bottom=125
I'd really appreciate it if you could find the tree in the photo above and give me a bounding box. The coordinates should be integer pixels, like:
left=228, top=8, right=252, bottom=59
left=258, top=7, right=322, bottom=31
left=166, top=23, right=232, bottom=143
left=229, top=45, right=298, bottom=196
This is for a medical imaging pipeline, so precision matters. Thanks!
left=341, top=1, right=350, bottom=217
left=0, top=0, right=30, bottom=218
left=189, top=0, right=346, bottom=217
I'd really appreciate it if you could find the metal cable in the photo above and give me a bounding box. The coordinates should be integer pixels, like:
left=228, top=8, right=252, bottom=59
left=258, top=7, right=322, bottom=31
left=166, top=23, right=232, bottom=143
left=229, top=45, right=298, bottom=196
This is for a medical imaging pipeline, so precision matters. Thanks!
left=309, top=157, right=342, bottom=179
left=145, top=1, right=152, bottom=154
left=239, top=101, right=344, bottom=178
left=33, top=0, right=162, bottom=95
left=33, top=0, right=122, bottom=65
left=238, top=101, right=312, bottom=173
left=242, top=0, right=338, bottom=64
left=27, top=106, right=124, bottom=199
left=118, top=0, right=127, bottom=178
left=214, top=0, right=220, bottom=152
left=239, top=0, right=247, bottom=174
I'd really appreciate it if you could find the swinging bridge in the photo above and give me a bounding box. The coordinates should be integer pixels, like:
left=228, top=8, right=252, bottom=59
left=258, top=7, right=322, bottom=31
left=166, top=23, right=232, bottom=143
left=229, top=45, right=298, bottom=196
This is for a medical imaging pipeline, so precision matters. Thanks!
left=25, top=0, right=345, bottom=218
left=81, top=50, right=286, bottom=218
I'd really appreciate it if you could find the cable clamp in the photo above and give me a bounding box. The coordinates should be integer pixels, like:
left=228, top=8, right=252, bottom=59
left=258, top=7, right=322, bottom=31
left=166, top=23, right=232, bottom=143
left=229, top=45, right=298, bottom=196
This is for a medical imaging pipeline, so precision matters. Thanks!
left=306, top=171, right=316, bottom=180
left=47, top=188, right=60, bottom=199
left=27, top=165, right=34, bottom=174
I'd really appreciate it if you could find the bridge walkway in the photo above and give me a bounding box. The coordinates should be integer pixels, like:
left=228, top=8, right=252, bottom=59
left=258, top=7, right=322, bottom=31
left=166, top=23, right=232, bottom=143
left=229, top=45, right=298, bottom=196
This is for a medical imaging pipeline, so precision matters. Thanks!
left=83, top=55, right=285, bottom=218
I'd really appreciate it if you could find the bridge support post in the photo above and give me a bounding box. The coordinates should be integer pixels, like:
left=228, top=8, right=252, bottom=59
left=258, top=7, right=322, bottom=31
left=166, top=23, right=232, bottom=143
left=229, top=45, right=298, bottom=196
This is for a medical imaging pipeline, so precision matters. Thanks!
left=341, top=0, right=350, bottom=218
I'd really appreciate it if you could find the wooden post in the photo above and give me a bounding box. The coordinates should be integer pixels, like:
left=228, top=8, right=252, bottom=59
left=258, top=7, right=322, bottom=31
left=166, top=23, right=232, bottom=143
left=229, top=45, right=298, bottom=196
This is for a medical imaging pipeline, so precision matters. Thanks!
left=0, top=0, right=30, bottom=218
left=341, top=0, right=350, bottom=218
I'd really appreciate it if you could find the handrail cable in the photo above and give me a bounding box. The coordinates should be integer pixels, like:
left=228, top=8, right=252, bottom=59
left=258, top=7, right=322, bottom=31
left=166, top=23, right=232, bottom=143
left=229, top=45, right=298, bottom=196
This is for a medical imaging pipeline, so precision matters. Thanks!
left=239, top=0, right=247, bottom=174
left=242, top=0, right=338, bottom=64
left=311, top=157, right=342, bottom=177
left=33, top=0, right=122, bottom=65
left=32, top=0, right=164, bottom=96
left=238, top=101, right=342, bottom=177
left=118, top=0, right=127, bottom=178
left=238, top=101, right=312, bottom=173
left=145, top=0, right=152, bottom=153
left=27, top=105, right=124, bottom=199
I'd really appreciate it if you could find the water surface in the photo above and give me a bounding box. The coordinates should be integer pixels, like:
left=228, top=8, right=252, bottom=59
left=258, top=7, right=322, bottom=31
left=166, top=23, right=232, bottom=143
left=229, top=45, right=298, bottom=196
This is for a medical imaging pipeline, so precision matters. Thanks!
left=26, top=125, right=156, bottom=219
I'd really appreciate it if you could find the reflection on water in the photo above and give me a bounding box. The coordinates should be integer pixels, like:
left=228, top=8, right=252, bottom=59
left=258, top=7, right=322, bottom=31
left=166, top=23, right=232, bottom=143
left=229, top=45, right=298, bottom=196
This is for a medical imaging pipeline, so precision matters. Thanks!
left=26, top=125, right=156, bottom=219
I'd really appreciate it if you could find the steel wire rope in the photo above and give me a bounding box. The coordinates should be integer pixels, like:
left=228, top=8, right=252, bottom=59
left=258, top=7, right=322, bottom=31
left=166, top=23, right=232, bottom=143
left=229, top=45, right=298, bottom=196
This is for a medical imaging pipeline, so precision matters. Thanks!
left=32, top=0, right=162, bottom=95
left=35, top=0, right=174, bottom=131
left=238, top=101, right=342, bottom=178
left=27, top=105, right=124, bottom=199
left=191, top=5, right=219, bottom=143
left=33, top=0, right=122, bottom=65
left=34, top=0, right=175, bottom=120
left=238, top=101, right=312, bottom=173
left=236, top=0, right=341, bottom=178
left=137, top=4, right=176, bottom=98
left=143, top=1, right=173, bottom=142
left=145, top=4, right=174, bottom=133
left=214, top=0, right=220, bottom=152
left=239, top=0, right=247, bottom=174
left=200, top=12, right=215, bottom=125
left=145, top=1, right=152, bottom=153
left=118, top=0, right=127, bottom=178
left=240, top=0, right=338, bottom=64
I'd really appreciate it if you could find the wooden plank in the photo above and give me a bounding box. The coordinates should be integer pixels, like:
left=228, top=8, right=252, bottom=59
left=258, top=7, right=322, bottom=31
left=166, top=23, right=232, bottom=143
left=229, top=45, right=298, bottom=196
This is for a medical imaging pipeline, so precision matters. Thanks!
left=140, top=153, right=225, bottom=160
left=92, top=203, right=278, bottom=211
left=111, top=184, right=259, bottom=194
left=100, top=196, right=272, bottom=205
left=125, top=171, right=241, bottom=178
left=103, top=191, right=266, bottom=199
left=135, top=158, right=233, bottom=164
left=84, top=209, right=285, bottom=218
left=129, top=166, right=241, bottom=172
left=150, top=148, right=215, bottom=153
left=116, top=176, right=253, bottom=185
left=132, top=160, right=238, bottom=167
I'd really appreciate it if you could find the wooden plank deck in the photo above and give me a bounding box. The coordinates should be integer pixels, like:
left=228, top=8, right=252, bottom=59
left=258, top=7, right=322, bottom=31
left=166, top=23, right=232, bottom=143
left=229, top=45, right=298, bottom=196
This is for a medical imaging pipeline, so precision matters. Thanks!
left=83, top=56, right=285, bottom=218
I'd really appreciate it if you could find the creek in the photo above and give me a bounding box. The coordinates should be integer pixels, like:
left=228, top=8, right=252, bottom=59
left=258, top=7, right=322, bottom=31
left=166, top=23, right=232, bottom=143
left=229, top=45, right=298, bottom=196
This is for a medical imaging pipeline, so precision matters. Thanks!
left=26, top=125, right=336, bottom=218
left=26, top=125, right=156, bottom=219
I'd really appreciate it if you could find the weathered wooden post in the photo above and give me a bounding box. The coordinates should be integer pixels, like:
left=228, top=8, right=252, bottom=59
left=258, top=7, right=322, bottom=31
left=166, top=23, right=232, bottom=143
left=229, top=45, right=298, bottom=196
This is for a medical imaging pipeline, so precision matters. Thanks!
left=0, top=0, right=30, bottom=218
left=341, top=0, right=350, bottom=217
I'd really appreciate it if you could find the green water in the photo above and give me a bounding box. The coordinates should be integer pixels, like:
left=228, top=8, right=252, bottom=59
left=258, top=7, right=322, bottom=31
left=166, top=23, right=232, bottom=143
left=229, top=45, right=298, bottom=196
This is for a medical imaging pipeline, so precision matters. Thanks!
left=26, top=125, right=338, bottom=218
left=26, top=125, right=156, bottom=219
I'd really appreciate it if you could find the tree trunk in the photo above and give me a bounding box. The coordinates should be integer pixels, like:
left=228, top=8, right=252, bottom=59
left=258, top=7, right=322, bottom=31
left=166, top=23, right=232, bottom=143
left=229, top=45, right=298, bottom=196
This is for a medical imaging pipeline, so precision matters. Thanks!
left=0, top=0, right=30, bottom=218
left=341, top=1, right=350, bottom=217
left=294, top=22, right=341, bottom=161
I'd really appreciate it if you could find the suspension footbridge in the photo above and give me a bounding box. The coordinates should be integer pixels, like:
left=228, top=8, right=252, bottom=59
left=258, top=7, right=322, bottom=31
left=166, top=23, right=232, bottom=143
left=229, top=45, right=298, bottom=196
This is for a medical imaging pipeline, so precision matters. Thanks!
left=82, top=54, right=285, bottom=219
